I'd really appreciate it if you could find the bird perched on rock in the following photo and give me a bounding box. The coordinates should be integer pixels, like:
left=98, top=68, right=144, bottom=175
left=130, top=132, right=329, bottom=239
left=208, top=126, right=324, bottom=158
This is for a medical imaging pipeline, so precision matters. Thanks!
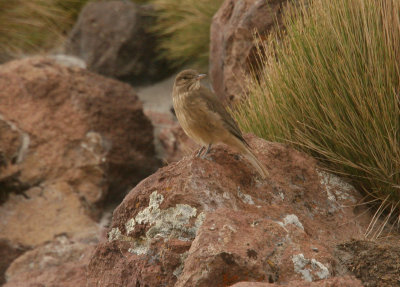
left=172, top=69, right=268, bottom=179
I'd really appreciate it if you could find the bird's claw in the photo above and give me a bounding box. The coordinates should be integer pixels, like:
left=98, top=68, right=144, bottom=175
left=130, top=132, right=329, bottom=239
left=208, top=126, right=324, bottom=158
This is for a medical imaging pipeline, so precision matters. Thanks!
left=196, top=146, right=205, bottom=157
left=195, top=144, right=212, bottom=159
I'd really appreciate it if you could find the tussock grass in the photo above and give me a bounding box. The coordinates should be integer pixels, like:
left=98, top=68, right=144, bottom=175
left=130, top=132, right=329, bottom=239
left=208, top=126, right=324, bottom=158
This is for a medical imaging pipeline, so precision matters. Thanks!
left=149, top=0, right=224, bottom=69
left=0, top=0, right=215, bottom=68
left=0, top=0, right=91, bottom=61
left=234, top=0, right=400, bottom=236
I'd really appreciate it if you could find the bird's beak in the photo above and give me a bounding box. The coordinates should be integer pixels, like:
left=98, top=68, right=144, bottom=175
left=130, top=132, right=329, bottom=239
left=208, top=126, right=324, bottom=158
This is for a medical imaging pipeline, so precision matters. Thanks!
left=197, top=74, right=207, bottom=80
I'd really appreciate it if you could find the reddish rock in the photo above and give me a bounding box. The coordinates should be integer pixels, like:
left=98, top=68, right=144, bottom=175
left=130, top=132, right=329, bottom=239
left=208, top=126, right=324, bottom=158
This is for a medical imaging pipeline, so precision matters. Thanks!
left=210, top=0, right=286, bottom=103
left=0, top=57, right=159, bottom=278
left=87, top=135, right=371, bottom=286
left=4, top=236, right=95, bottom=287
left=230, top=276, right=363, bottom=286
left=0, top=182, right=101, bottom=247
left=66, top=1, right=171, bottom=85
left=0, top=57, right=158, bottom=205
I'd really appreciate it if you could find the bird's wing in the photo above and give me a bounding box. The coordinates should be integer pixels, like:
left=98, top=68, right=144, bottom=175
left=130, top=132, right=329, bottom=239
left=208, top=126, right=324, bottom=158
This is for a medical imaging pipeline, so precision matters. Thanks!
left=189, top=87, right=248, bottom=145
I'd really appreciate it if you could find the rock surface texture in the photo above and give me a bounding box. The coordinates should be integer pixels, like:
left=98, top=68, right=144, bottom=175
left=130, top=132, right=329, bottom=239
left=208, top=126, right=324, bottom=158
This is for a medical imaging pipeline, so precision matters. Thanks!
left=229, top=276, right=363, bottom=286
left=0, top=57, right=159, bottom=283
left=336, top=239, right=400, bottom=287
left=66, top=1, right=171, bottom=85
left=87, top=135, right=372, bottom=286
left=210, top=0, right=286, bottom=103
left=4, top=236, right=95, bottom=287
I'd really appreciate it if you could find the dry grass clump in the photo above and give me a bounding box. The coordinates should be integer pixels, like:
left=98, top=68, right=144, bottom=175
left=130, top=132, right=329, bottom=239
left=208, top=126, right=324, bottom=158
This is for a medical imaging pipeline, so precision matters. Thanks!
left=149, top=0, right=224, bottom=69
left=0, top=0, right=91, bottom=61
left=0, top=0, right=218, bottom=68
left=234, top=0, right=400, bottom=236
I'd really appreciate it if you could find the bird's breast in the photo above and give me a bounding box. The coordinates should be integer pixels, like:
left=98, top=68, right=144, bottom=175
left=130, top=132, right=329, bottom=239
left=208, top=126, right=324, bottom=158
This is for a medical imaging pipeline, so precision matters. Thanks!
left=173, top=93, right=226, bottom=146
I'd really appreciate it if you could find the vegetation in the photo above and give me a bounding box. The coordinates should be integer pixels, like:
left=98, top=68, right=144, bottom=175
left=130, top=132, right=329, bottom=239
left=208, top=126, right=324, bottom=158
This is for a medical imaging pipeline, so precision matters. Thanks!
left=234, top=0, right=400, bottom=236
left=0, top=0, right=91, bottom=61
left=0, top=0, right=220, bottom=68
left=55, top=0, right=93, bottom=22
left=149, top=0, right=224, bottom=69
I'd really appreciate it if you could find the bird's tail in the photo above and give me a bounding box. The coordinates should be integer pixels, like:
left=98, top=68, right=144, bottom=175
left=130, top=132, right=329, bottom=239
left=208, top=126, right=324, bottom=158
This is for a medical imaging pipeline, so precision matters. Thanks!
left=225, top=136, right=269, bottom=179
left=242, top=144, right=269, bottom=179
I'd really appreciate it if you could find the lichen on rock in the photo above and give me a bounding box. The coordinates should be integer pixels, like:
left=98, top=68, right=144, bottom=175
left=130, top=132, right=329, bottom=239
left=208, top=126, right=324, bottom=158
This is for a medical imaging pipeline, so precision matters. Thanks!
left=292, top=253, right=330, bottom=282
left=110, top=191, right=205, bottom=256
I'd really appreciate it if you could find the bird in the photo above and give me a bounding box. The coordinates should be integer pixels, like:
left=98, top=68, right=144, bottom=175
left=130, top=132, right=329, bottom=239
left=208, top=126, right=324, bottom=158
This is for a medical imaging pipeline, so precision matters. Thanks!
left=172, top=69, right=268, bottom=179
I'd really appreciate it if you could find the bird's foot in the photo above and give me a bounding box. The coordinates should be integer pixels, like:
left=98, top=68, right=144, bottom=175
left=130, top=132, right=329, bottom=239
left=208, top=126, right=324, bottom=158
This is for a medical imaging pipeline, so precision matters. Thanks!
left=200, top=144, right=212, bottom=159
left=196, top=146, right=205, bottom=157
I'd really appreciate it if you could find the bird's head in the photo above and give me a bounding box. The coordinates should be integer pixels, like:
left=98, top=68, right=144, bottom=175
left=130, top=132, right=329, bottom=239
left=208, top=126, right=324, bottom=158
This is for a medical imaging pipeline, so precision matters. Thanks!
left=173, top=69, right=206, bottom=94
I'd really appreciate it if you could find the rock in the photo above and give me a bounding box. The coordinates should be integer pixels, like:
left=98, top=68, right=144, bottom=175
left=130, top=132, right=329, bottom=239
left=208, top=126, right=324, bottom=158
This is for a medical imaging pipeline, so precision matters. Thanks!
left=87, top=135, right=371, bottom=286
left=209, top=0, right=286, bottom=103
left=66, top=1, right=171, bottom=85
left=48, top=54, right=87, bottom=69
left=336, top=239, right=400, bottom=287
left=4, top=236, right=95, bottom=287
left=157, top=121, right=196, bottom=163
left=0, top=240, right=26, bottom=285
left=230, top=276, right=363, bottom=286
left=0, top=182, right=101, bottom=247
left=0, top=57, right=159, bottom=278
left=0, top=56, right=158, bottom=205
left=230, top=283, right=275, bottom=287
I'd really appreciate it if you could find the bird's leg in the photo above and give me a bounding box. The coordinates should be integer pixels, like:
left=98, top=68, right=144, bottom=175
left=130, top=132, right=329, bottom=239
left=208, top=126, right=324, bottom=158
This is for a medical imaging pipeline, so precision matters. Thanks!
left=201, top=144, right=212, bottom=159
left=196, top=146, right=205, bottom=157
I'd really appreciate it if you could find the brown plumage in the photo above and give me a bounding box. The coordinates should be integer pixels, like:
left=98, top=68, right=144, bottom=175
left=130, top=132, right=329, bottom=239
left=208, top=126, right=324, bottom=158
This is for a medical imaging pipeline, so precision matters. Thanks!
left=172, top=69, right=268, bottom=179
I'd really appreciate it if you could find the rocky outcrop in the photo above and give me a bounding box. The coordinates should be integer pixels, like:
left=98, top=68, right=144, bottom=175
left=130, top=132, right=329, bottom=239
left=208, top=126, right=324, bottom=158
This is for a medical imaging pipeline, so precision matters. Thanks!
left=66, top=1, right=171, bottom=85
left=87, top=135, right=372, bottom=286
left=0, top=57, right=159, bottom=281
left=209, top=0, right=286, bottom=103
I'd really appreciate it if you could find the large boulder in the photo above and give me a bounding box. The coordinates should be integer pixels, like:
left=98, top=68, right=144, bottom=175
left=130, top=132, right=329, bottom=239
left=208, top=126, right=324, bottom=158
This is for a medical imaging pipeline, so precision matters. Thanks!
left=0, top=57, right=158, bottom=205
left=87, top=135, right=373, bottom=286
left=66, top=1, right=171, bottom=85
left=209, top=0, right=287, bottom=103
left=0, top=57, right=159, bottom=279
